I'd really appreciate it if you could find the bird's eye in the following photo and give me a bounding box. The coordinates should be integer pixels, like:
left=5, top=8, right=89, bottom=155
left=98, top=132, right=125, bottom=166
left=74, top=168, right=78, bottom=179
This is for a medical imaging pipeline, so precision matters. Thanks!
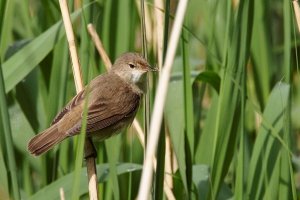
left=129, top=63, right=135, bottom=69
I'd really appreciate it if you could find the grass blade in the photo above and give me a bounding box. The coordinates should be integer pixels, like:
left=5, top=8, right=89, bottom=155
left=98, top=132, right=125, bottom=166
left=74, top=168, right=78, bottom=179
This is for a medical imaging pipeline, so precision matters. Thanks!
left=181, top=26, right=194, bottom=195
left=209, top=0, right=254, bottom=196
left=246, top=83, right=291, bottom=199
left=105, top=136, right=121, bottom=199
left=0, top=60, right=20, bottom=200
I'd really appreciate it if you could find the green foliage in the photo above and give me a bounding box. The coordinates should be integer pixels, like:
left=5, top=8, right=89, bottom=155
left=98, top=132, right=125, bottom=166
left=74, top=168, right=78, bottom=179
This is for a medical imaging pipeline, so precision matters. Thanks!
left=0, top=0, right=299, bottom=199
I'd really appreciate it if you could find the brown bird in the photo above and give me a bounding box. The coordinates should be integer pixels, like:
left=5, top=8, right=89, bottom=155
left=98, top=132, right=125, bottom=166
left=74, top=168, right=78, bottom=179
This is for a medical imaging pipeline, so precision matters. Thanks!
left=28, top=52, right=156, bottom=156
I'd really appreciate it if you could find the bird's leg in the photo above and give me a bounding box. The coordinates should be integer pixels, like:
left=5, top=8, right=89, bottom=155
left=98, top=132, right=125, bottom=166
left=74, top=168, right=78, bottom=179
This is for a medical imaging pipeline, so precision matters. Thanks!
left=84, top=138, right=97, bottom=159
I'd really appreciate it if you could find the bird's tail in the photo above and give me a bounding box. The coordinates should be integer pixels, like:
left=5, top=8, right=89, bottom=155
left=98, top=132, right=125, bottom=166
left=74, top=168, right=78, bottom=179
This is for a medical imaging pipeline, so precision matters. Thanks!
left=28, top=125, right=66, bottom=156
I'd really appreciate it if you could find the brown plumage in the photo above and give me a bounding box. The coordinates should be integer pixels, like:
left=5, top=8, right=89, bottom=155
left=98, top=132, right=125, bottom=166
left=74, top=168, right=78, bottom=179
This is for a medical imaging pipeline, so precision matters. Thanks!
left=28, top=52, right=155, bottom=156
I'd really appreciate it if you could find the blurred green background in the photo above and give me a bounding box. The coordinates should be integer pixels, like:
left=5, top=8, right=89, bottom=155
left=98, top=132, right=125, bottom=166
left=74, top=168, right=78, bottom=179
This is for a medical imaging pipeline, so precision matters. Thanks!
left=0, top=0, right=300, bottom=199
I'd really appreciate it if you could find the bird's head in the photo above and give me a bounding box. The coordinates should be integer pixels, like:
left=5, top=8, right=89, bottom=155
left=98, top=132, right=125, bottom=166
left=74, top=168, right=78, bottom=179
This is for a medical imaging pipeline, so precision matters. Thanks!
left=112, top=52, right=157, bottom=92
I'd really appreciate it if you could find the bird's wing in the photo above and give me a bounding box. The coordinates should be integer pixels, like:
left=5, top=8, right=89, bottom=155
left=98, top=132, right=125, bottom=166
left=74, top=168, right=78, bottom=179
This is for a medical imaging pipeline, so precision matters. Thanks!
left=51, top=89, right=85, bottom=126
left=84, top=90, right=140, bottom=132
left=66, top=75, right=141, bottom=135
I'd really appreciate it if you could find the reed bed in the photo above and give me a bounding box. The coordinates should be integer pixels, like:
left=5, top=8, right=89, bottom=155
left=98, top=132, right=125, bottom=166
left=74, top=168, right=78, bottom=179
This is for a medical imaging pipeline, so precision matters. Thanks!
left=0, top=0, right=299, bottom=199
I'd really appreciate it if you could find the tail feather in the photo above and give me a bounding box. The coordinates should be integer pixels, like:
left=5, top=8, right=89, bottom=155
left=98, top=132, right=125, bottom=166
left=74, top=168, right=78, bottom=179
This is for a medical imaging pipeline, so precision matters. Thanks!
left=28, top=125, right=66, bottom=156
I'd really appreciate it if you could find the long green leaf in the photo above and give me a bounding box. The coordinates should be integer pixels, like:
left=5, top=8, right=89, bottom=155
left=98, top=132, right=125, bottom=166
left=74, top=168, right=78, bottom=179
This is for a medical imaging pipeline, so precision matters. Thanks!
left=0, top=140, right=8, bottom=199
left=71, top=90, right=89, bottom=200
left=0, top=0, right=14, bottom=59
left=279, top=0, right=295, bottom=199
left=0, top=59, right=20, bottom=200
left=29, top=163, right=142, bottom=200
left=194, top=71, right=221, bottom=93
left=181, top=26, right=194, bottom=196
left=246, top=83, right=291, bottom=199
left=105, top=136, right=121, bottom=200
left=2, top=6, right=90, bottom=93
left=250, top=0, right=272, bottom=108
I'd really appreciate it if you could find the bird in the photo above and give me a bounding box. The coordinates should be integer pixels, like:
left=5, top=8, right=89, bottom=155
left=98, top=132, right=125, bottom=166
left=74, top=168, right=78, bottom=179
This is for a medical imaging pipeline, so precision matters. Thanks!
left=28, top=52, right=156, bottom=156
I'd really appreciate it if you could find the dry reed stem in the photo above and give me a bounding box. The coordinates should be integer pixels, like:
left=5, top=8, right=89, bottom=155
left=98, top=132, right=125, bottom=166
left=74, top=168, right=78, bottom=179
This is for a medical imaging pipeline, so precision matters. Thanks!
left=164, top=132, right=174, bottom=189
left=132, top=119, right=145, bottom=147
left=87, top=24, right=112, bottom=69
left=87, top=23, right=175, bottom=200
left=135, top=0, right=153, bottom=46
left=59, top=188, right=65, bottom=200
left=137, top=0, right=189, bottom=199
left=293, top=0, right=300, bottom=33
left=59, top=0, right=83, bottom=91
left=59, top=1, right=98, bottom=200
